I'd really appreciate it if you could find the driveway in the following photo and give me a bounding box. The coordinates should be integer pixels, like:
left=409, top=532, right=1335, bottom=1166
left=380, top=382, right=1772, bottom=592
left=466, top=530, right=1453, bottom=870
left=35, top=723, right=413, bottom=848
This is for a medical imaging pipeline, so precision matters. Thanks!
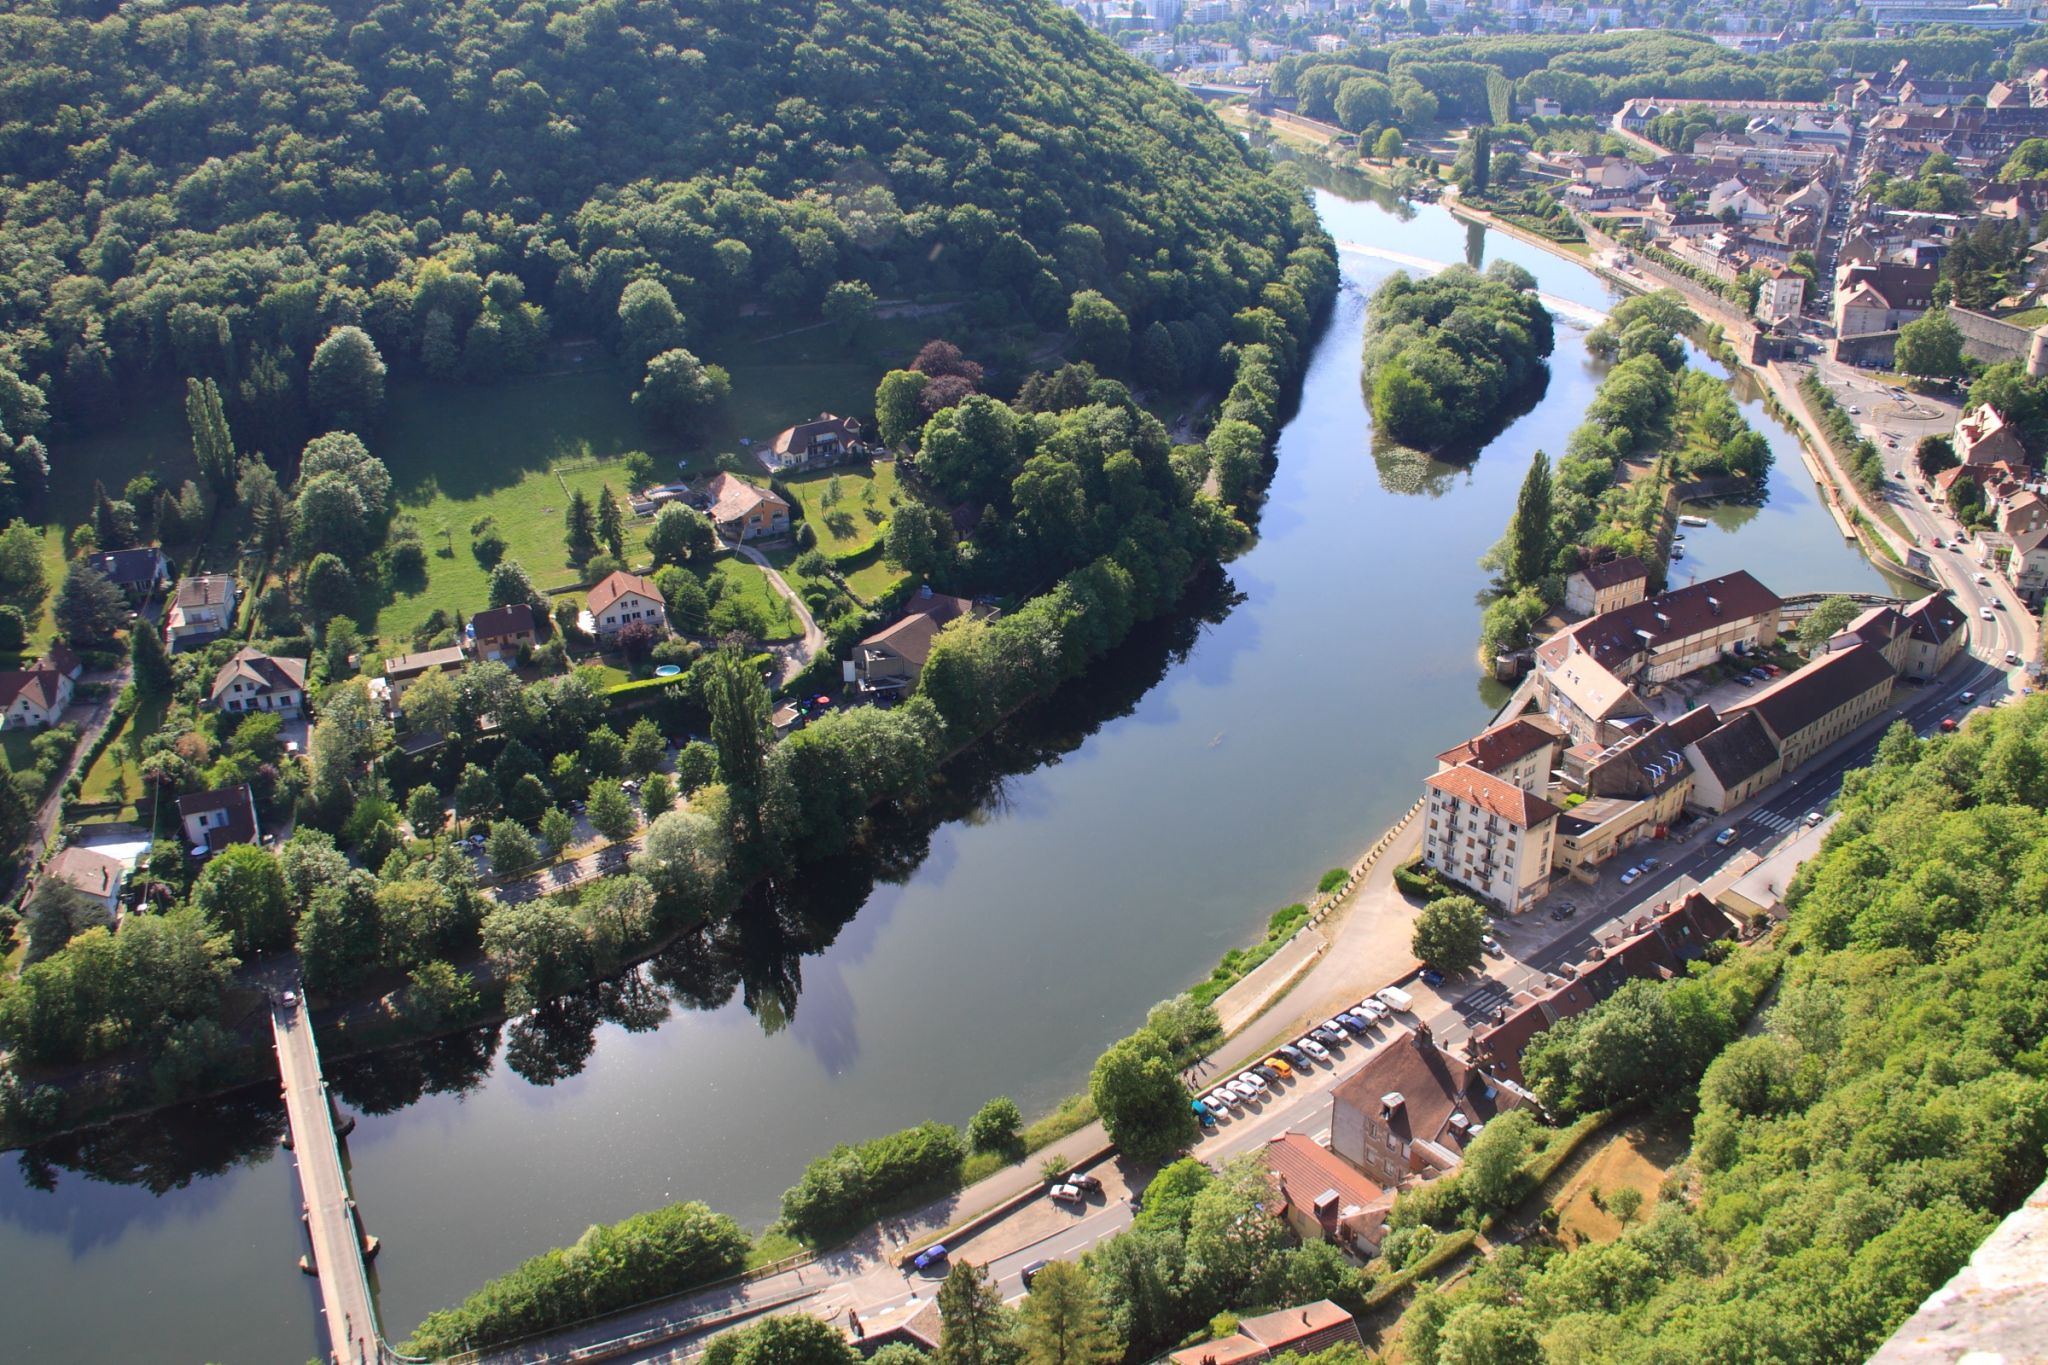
left=731, top=541, right=826, bottom=688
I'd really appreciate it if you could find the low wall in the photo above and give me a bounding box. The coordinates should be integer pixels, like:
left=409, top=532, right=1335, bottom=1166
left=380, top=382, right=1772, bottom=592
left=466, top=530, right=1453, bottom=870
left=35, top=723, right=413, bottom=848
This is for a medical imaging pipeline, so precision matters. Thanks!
left=1834, top=330, right=1898, bottom=368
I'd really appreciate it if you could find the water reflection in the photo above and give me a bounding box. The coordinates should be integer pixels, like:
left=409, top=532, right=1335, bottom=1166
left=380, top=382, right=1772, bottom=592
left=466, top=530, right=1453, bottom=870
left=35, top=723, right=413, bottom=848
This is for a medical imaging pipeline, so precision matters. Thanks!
left=7, top=1091, right=283, bottom=1228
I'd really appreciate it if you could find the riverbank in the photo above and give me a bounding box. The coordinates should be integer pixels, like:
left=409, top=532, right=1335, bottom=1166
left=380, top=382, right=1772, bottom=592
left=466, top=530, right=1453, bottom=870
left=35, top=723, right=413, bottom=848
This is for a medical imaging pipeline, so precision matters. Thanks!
left=0, top=180, right=1914, bottom=1365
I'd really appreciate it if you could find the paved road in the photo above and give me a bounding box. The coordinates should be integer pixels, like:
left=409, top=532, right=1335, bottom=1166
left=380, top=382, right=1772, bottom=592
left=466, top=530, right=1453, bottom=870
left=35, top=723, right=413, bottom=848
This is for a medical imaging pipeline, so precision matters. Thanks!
left=274, top=995, right=384, bottom=1365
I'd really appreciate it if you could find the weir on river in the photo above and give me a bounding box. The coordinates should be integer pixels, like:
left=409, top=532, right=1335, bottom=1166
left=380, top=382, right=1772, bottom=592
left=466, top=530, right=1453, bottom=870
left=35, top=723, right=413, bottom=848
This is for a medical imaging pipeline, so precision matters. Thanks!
left=0, top=182, right=1903, bottom=1365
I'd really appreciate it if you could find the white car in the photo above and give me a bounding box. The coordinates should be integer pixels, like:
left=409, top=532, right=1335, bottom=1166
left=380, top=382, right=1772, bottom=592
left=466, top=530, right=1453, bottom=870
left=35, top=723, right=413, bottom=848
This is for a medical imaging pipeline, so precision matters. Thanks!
left=1976, top=573, right=1991, bottom=586
left=1201, top=1095, right=1230, bottom=1117
left=1229, top=1079, right=1262, bottom=1102
left=1982, top=608, right=1996, bottom=621
left=1049, top=1183, right=1084, bottom=1204
left=1296, top=1036, right=1330, bottom=1060
left=1481, top=934, right=1503, bottom=957
left=1357, top=999, right=1388, bottom=1021
left=1805, top=811, right=1825, bottom=827
left=1208, top=1088, right=1242, bottom=1111
left=1235, top=1070, right=1269, bottom=1093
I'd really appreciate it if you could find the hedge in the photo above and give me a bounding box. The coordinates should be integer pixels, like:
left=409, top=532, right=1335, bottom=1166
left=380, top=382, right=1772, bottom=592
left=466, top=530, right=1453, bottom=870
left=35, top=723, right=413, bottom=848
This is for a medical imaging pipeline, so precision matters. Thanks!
left=401, top=1200, right=751, bottom=1357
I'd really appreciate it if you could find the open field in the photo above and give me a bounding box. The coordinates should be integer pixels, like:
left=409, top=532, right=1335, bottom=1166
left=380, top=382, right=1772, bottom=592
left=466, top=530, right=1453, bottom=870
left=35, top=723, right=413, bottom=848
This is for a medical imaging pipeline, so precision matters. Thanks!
left=841, top=548, right=910, bottom=604
left=781, top=462, right=902, bottom=558
left=1549, top=1115, right=1686, bottom=1246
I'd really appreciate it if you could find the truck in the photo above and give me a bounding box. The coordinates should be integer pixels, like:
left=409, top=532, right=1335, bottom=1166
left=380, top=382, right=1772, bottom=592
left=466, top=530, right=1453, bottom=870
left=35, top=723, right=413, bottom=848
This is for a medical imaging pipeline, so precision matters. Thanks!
left=1375, top=985, right=1415, bottom=1014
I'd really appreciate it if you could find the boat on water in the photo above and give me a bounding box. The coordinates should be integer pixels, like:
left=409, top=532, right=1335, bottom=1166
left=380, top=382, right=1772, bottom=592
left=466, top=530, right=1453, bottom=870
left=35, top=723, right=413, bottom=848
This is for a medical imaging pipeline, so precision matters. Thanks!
left=1678, top=514, right=1709, bottom=527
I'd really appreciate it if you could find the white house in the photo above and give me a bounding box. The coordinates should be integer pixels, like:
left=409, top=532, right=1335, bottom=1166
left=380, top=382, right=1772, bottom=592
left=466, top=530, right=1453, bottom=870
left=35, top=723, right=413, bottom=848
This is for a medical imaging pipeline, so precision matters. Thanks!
left=0, top=665, right=73, bottom=730
left=177, top=784, right=261, bottom=857
left=1420, top=766, right=1561, bottom=913
left=588, top=570, right=669, bottom=638
left=166, top=574, right=237, bottom=649
left=209, top=647, right=307, bottom=717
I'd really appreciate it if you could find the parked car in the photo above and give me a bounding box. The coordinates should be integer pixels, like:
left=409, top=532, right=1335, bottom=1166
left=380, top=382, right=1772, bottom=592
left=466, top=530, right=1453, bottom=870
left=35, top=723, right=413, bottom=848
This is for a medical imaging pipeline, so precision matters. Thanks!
left=1376, top=985, right=1415, bottom=1013
left=1201, top=1095, right=1230, bottom=1117
left=1641, top=855, right=1661, bottom=871
left=1276, top=1044, right=1311, bottom=1068
left=1734, top=675, right=1753, bottom=686
left=1049, top=1183, right=1084, bottom=1205
left=1357, top=999, right=1389, bottom=1021
left=913, top=1245, right=949, bottom=1272
left=1263, top=1056, right=1294, bottom=1077
left=1619, top=865, right=1644, bottom=885
left=1418, top=966, right=1446, bottom=987
left=1192, top=1101, right=1216, bottom=1128
left=1295, top=1036, right=1330, bottom=1060
left=1311, top=1025, right=1348, bottom=1047
left=1481, top=934, right=1503, bottom=957
left=1715, top=828, right=1737, bottom=846
left=1209, top=1088, right=1242, bottom=1111
left=1804, top=810, right=1824, bottom=827
left=1022, top=1259, right=1051, bottom=1288
left=1253, top=1063, right=1284, bottom=1083
left=1235, top=1071, right=1268, bottom=1094
left=1334, top=1013, right=1370, bottom=1035
left=1067, top=1172, right=1103, bottom=1194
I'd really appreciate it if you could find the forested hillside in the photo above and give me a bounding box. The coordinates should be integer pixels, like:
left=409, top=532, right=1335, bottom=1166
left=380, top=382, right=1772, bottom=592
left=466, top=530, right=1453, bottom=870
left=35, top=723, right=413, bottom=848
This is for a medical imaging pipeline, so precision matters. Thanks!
left=1396, top=704, right=2048, bottom=1364
left=0, top=0, right=1309, bottom=447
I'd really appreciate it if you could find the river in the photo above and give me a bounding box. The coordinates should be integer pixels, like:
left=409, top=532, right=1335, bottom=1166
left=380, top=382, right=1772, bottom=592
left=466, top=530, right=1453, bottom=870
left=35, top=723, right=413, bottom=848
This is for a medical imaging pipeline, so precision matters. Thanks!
left=0, top=180, right=1898, bottom=1365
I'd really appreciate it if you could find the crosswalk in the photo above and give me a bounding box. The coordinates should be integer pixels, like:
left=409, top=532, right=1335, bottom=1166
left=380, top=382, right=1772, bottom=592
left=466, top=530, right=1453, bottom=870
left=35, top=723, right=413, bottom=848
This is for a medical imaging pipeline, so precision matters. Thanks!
left=1749, top=810, right=1800, bottom=832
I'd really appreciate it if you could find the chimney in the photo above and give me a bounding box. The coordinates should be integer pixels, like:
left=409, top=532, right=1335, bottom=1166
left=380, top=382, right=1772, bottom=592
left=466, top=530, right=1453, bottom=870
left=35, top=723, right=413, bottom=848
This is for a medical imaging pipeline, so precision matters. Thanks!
left=1415, top=1022, right=1434, bottom=1046
left=1380, top=1092, right=1406, bottom=1118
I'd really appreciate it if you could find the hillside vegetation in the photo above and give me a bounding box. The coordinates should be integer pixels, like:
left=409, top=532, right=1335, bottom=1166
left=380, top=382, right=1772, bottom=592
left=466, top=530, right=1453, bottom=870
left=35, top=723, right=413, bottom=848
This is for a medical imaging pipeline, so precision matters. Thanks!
left=0, top=0, right=1308, bottom=453
left=1396, top=705, right=2048, bottom=1364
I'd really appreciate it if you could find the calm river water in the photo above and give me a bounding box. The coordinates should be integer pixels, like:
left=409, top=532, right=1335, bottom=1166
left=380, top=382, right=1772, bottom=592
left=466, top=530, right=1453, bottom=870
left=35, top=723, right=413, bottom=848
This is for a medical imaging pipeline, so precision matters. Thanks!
left=0, top=182, right=1895, bottom=1364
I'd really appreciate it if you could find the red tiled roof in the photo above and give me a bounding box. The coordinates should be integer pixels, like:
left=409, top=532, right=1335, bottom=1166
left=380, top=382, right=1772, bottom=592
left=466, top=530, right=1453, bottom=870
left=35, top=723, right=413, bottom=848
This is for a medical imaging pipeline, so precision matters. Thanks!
left=1562, top=570, right=1782, bottom=672
left=1261, top=1134, right=1386, bottom=1217
left=588, top=570, right=664, bottom=616
left=1435, top=715, right=1562, bottom=773
left=1423, top=765, right=1561, bottom=830
left=1238, top=1301, right=1365, bottom=1356
left=470, top=602, right=536, bottom=640
left=0, top=668, right=64, bottom=712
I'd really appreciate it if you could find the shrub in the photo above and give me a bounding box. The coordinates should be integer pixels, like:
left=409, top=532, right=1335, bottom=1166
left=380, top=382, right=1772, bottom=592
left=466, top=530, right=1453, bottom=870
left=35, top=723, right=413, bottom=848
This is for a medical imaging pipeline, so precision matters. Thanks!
left=402, top=1202, right=750, bottom=1356
left=778, top=1121, right=966, bottom=1242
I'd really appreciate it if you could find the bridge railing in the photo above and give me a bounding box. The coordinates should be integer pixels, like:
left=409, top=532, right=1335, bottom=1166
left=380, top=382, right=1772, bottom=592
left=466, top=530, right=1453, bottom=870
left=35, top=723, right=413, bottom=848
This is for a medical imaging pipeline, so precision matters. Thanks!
left=435, top=1251, right=820, bottom=1365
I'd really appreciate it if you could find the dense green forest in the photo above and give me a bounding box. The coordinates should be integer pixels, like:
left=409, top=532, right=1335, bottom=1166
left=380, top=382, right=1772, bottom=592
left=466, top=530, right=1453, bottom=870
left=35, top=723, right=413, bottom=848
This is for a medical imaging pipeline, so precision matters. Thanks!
left=1361, top=262, right=1553, bottom=452
left=1394, top=702, right=2048, bottom=1364
left=0, top=0, right=1310, bottom=456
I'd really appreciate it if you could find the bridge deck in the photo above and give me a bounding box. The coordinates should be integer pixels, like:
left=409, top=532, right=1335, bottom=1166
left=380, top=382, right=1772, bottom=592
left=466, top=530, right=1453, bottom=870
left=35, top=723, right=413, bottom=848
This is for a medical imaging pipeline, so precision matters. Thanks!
left=274, top=999, right=382, bottom=1365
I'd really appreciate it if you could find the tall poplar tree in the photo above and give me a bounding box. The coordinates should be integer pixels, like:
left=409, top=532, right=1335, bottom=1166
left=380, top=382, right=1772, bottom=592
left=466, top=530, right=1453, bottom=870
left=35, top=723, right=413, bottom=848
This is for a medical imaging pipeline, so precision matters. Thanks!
left=564, top=488, right=597, bottom=561
left=1507, top=447, right=1552, bottom=589
left=704, top=648, right=771, bottom=841
left=185, top=377, right=238, bottom=495
left=937, top=1259, right=1022, bottom=1365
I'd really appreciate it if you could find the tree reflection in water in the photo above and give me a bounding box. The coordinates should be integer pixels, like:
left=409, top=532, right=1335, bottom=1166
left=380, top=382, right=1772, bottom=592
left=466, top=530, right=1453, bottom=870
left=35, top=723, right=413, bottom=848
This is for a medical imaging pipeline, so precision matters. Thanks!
left=13, top=568, right=1238, bottom=1192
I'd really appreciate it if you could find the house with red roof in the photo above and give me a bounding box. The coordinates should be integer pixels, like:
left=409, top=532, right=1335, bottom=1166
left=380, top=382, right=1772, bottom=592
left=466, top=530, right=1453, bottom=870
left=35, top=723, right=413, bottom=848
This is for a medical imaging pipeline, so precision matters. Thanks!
left=0, top=664, right=73, bottom=730
left=587, top=570, right=669, bottom=639
left=1170, top=1301, right=1366, bottom=1365
left=1420, top=764, right=1561, bottom=913
left=1258, top=1133, right=1392, bottom=1257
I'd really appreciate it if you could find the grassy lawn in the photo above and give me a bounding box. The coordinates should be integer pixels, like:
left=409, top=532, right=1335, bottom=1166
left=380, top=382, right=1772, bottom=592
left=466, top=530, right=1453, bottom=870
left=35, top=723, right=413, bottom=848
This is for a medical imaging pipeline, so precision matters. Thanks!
left=0, top=729, right=37, bottom=778
left=781, top=462, right=902, bottom=557
left=2002, top=306, right=2048, bottom=328
left=369, top=367, right=677, bottom=647
left=78, top=692, right=172, bottom=816
left=841, top=549, right=910, bottom=605
left=709, top=556, right=801, bottom=641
